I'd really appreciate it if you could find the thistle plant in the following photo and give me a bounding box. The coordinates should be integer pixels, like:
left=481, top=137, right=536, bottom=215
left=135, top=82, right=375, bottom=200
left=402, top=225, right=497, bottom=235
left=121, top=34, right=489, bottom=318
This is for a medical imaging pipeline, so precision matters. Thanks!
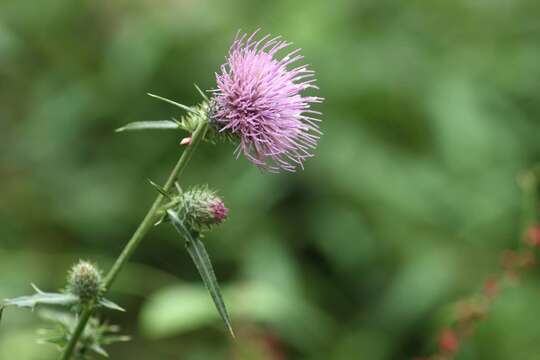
left=1, top=29, right=323, bottom=359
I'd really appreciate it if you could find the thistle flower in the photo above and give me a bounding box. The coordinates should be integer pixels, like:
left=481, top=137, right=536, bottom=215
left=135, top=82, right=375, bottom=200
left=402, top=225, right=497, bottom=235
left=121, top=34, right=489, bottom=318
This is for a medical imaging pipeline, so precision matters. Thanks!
left=66, top=260, right=103, bottom=304
left=173, top=186, right=228, bottom=231
left=212, top=30, right=323, bottom=172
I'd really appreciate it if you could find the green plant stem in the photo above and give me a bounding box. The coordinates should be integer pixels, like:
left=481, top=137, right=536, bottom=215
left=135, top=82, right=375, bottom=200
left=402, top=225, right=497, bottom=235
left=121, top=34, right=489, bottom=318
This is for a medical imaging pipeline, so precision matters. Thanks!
left=519, top=166, right=539, bottom=238
left=64, top=307, right=93, bottom=358
left=60, top=121, right=208, bottom=360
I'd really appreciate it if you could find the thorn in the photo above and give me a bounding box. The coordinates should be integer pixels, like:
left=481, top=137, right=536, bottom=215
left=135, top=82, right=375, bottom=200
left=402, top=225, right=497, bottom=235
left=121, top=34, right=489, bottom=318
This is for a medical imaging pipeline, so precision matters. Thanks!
left=228, top=324, right=236, bottom=339
left=180, top=137, right=192, bottom=145
left=147, top=93, right=197, bottom=114
left=194, top=83, right=209, bottom=101
left=147, top=179, right=171, bottom=199
left=31, top=284, right=43, bottom=294
left=154, top=214, right=166, bottom=226
left=174, top=182, right=183, bottom=194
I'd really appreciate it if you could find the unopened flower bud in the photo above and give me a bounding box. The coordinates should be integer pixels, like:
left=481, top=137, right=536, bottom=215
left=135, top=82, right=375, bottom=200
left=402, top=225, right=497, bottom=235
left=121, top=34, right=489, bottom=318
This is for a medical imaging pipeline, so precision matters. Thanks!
left=526, top=225, right=540, bottom=247
left=438, top=329, right=459, bottom=354
left=66, top=260, right=103, bottom=303
left=180, top=137, right=192, bottom=145
left=174, top=186, right=228, bottom=230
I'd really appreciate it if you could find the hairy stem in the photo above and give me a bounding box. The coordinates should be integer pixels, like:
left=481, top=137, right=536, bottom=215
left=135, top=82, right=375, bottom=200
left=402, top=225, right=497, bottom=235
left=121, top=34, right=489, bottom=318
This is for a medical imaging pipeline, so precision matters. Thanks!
left=60, top=121, right=208, bottom=360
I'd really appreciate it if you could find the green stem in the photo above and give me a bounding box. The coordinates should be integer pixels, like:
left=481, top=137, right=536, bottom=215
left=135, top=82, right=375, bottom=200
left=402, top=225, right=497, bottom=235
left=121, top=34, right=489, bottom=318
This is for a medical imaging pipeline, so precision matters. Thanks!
left=60, top=121, right=208, bottom=360
left=519, top=166, right=539, bottom=239
left=63, top=307, right=93, bottom=359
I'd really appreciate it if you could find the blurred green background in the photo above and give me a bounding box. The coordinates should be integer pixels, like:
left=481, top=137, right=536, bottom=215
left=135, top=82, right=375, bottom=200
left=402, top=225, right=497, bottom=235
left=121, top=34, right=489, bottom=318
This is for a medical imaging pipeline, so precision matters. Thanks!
left=1, top=0, right=540, bottom=359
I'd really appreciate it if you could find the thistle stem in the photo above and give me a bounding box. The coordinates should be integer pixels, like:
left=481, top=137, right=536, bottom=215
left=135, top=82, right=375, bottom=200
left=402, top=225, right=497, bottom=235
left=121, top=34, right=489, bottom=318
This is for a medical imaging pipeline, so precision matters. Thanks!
left=60, top=121, right=208, bottom=360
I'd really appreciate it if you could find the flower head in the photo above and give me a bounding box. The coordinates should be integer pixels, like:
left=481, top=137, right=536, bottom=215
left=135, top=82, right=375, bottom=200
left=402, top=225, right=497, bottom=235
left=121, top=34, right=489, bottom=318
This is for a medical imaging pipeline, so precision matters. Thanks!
left=66, top=260, right=103, bottom=303
left=173, top=186, right=229, bottom=230
left=212, top=30, right=323, bottom=172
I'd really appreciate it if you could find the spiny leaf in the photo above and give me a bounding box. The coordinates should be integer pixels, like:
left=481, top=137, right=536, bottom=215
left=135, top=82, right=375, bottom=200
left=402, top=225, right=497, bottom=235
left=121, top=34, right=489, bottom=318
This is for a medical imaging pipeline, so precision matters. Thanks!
left=194, top=83, right=209, bottom=101
left=167, top=210, right=235, bottom=338
left=101, top=335, right=131, bottom=345
left=115, top=120, right=180, bottom=132
left=90, top=344, right=109, bottom=358
left=148, top=179, right=171, bottom=199
left=186, top=238, right=235, bottom=338
left=38, top=308, right=74, bottom=328
left=37, top=309, right=131, bottom=356
left=3, top=285, right=78, bottom=310
left=147, top=93, right=197, bottom=114
left=37, top=335, right=68, bottom=347
left=167, top=210, right=193, bottom=240
left=98, top=298, right=125, bottom=312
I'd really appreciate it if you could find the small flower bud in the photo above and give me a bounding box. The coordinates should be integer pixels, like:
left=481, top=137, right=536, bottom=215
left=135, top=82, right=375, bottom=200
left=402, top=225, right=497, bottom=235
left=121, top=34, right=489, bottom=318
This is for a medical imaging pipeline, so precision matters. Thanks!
left=173, top=186, right=229, bottom=230
left=482, top=277, right=499, bottom=299
left=438, top=329, right=459, bottom=354
left=180, top=137, right=192, bottom=145
left=66, top=260, right=103, bottom=303
left=526, top=225, right=540, bottom=247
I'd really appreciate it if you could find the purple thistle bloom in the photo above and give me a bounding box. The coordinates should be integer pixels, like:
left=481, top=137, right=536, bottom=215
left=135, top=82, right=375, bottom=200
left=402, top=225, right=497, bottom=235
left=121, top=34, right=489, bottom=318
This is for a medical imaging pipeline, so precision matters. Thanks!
left=213, top=30, right=323, bottom=172
left=209, top=200, right=229, bottom=224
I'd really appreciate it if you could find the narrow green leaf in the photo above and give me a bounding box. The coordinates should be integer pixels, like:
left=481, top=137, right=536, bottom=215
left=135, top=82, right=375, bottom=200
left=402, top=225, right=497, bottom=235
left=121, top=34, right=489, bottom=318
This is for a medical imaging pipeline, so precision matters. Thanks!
left=90, top=344, right=109, bottom=358
left=101, top=335, right=131, bottom=345
left=38, top=308, right=74, bottom=326
left=98, top=298, right=125, bottom=312
left=194, top=83, right=209, bottom=101
left=167, top=210, right=235, bottom=338
left=167, top=210, right=193, bottom=240
left=115, top=120, right=180, bottom=132
left=147, top=93, right=197, bottom=114
left=185, top=239, right=235, bottom=338
left=3, top=285, right=78, bottom=310
left=147, top=179, right=171, bottom=199
left=38, top=335, right=68, bottom=347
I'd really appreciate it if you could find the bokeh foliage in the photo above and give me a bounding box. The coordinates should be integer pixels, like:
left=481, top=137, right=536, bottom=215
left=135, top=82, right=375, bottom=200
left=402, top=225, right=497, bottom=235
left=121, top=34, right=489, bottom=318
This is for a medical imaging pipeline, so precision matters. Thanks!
left=1, top=0, right=540, bottom=359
